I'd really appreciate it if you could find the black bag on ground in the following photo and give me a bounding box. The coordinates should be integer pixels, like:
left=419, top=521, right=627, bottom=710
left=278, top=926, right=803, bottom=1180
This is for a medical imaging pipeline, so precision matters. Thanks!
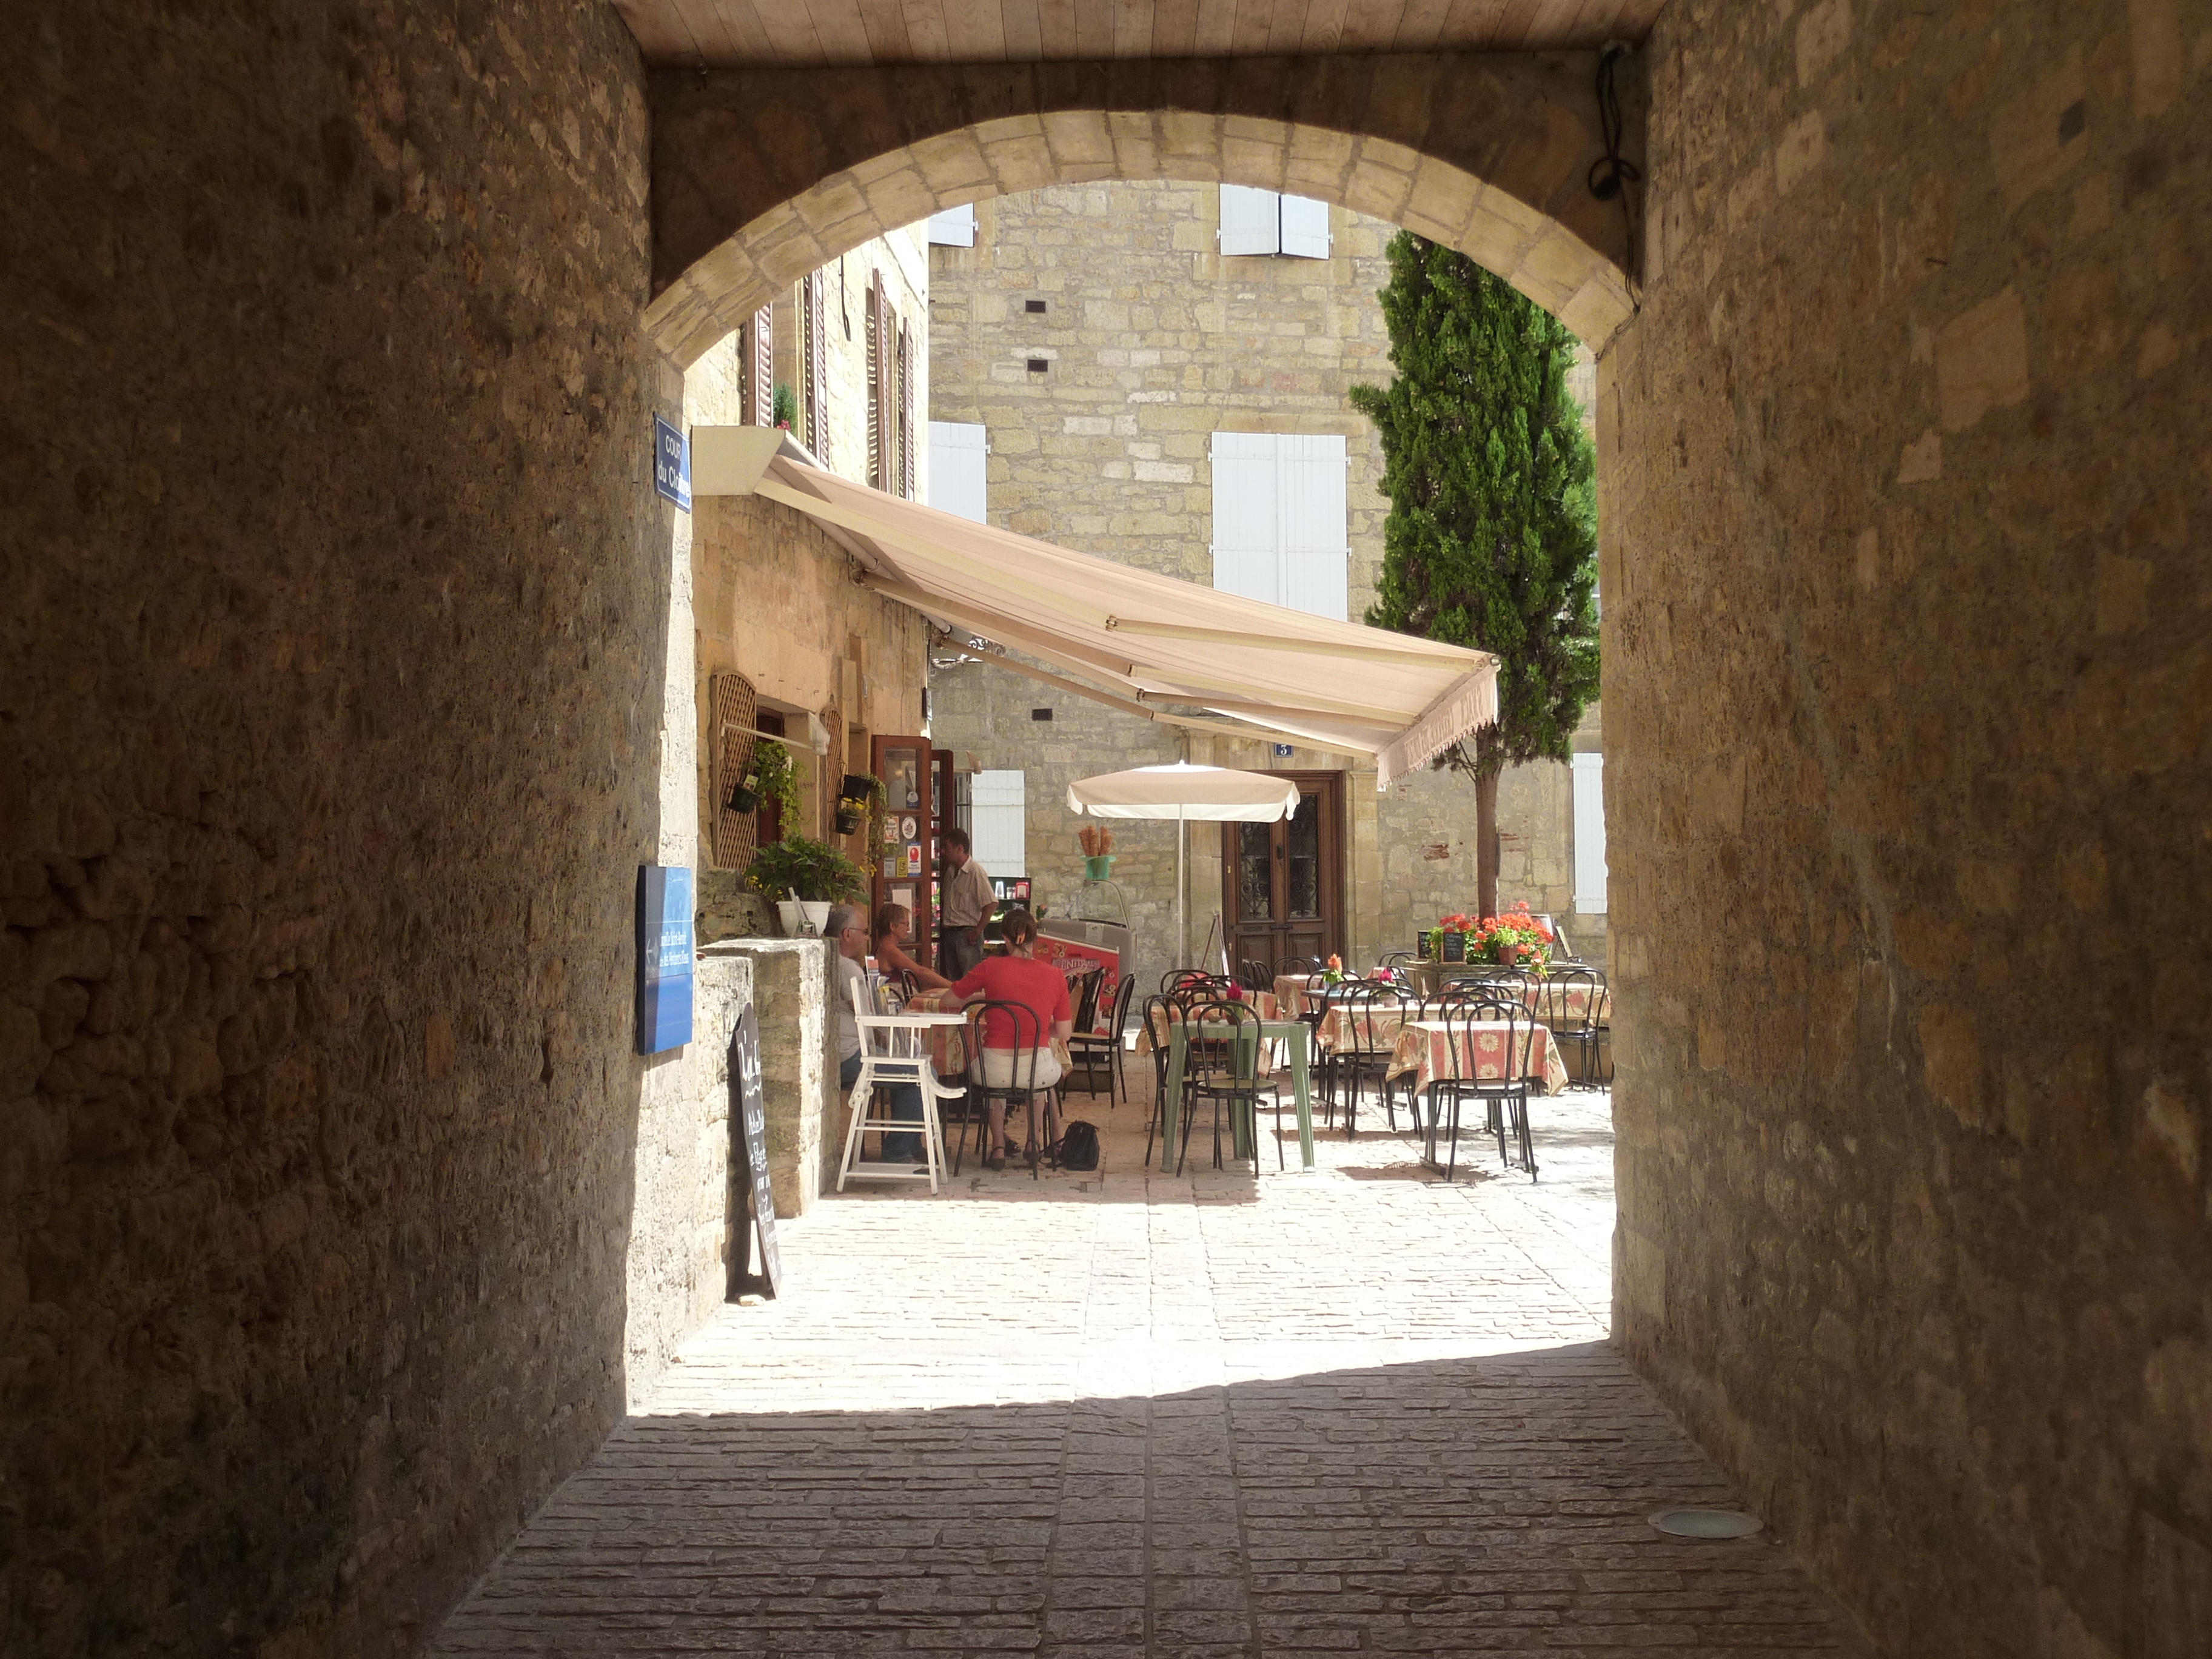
left=1058, top=1119, right=1100, bottom=1171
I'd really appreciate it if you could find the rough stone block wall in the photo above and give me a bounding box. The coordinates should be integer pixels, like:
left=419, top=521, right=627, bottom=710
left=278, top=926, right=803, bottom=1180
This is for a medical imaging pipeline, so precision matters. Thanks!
left=708, top=941, right=835, bottom=1217
left=1, top=3, right=675, bottom=1654
left=1606, top=2, right=2211, bottom=1651
left=623, top=951, right=751, bottom=1410
left=928, top=180, right=1598, bottom=967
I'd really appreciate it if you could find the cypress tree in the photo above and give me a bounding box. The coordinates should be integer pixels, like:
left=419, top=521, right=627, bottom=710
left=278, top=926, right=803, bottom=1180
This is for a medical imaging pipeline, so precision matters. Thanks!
left=1350, top=232, right=1600, bottom=919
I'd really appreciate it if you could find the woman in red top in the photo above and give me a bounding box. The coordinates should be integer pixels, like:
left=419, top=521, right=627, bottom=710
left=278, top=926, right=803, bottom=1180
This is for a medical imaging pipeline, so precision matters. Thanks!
left=951, top=908, right=1074, bottom=1170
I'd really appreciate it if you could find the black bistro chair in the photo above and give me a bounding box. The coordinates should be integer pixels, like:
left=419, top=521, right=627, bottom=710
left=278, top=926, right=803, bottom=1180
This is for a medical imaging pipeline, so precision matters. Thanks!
left=1427, top=994, right=1538, bottom=1184
left=1179, top=996, right=1282, bottom=1174
left=1066, top=970, right=1137, bottom=1110
left=956, top=999, right=1057, bottom=1178
left=1544, top=966, right=1611, bottom=1090
left=1326, top=980, right=1409, bottom=1138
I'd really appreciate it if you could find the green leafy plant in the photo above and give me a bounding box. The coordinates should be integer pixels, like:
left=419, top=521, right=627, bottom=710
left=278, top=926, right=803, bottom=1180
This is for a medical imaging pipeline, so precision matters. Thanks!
left=770, top=381, right=798, bottom=430
left=743, top=835, right=869, bottom=903
left=835, top=772, right=887, bottom=845
left=1352, top=232, right=1600, bottom=917
left=750, top=737, right=802, bottom=824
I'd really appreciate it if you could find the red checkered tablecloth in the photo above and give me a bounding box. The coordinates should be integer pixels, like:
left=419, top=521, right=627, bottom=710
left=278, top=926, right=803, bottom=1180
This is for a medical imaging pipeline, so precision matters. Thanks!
left=1388, top=1018, right=1568, bottom=1097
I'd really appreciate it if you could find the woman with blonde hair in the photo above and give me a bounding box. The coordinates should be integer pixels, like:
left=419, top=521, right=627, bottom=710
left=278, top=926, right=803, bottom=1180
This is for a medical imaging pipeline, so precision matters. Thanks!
left=872, top=902, right=952, bottom=991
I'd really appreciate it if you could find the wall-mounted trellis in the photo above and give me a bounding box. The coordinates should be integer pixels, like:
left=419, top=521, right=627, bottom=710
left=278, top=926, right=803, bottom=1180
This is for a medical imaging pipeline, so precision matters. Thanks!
left=709, top=672, right=759, bottom=871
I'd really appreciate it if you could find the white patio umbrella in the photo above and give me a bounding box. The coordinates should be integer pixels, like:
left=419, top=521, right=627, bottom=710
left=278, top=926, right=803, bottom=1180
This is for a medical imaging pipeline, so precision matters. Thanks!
left=1067, top=762, right=1302, bottom=970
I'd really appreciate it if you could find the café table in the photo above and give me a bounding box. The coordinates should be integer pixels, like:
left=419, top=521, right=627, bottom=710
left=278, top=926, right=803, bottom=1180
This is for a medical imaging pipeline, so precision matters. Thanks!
left=1155, top=1012, right=1317, bottom=1173
left=1390, top=1017, right=1569, bottom=1101
left=903, top=987, right=1076, bottom=1079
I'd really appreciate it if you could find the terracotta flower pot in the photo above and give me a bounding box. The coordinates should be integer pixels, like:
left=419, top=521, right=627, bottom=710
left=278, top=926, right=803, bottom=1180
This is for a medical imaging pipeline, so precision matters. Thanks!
left=1496, top=941, right=1521, bottom=966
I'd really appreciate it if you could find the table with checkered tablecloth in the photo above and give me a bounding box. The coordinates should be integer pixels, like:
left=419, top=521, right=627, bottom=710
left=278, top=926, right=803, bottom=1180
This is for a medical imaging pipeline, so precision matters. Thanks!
left=1390, top=1017, right=1568, bottom=1098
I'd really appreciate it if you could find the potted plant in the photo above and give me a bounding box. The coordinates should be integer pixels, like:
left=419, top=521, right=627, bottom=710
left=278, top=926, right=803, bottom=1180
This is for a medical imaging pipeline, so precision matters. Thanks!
left=771, top=382, right=798, bottom=431
left=835, top=772, right=885, bottom=840
left=743, top=836, right=868, bottom=937
left=1467, top=903, right=1555, bottom=973
left=748, top=737, right=802, bottom=825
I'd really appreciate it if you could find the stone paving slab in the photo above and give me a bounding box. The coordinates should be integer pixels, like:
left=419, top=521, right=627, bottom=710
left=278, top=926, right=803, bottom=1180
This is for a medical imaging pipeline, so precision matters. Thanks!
left=432, top=1075, right=1866, bottom=1657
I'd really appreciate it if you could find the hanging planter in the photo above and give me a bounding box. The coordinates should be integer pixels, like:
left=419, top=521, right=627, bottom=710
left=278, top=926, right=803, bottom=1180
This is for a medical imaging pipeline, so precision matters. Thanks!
left=836, top=773, right=885, bottom=843
left=726, top=773, right=762, bottom=815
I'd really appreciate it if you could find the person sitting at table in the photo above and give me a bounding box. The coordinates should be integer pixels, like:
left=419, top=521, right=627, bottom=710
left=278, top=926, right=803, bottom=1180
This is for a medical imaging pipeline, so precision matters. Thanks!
left=949, top=907, right=1073, bottom=1171
left=873, top=902, right=952, bottom=993
left=828, top=903, right=927, bottom=1168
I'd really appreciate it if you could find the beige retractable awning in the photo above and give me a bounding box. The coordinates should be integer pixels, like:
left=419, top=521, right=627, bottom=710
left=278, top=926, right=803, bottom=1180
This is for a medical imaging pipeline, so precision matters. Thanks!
left=691, top=427, right=1496, bottom=789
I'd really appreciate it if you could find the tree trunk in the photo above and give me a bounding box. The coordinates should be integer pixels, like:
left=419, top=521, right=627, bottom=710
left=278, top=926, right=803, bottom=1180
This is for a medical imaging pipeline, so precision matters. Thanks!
left=1475, top=768, right=1500, bottom=919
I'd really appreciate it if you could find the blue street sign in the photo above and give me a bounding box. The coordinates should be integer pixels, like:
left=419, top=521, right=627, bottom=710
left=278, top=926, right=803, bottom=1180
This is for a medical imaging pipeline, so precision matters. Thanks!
left=635, top=865, right=694, bottom=1053
left=653, top=415, right=691, bottom=512
left=1273, top=743, right=1295, bottom=758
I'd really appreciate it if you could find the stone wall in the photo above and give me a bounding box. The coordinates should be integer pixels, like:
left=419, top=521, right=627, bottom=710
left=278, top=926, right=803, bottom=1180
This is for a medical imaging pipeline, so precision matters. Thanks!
left=1, top=3, right=677, bottom=1655
left=623, top=951, right=752, bottom=1409
left=1606, top=2, right=2211, bottom=1652
left=928, top=179, right=1600, bottom=977
left=703, top=940, right=837, bottom=1217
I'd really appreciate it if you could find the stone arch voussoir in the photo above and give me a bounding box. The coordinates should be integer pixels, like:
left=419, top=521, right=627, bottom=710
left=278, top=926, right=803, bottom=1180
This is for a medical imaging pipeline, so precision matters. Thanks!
left=644, top=53, right=1637, bottom=366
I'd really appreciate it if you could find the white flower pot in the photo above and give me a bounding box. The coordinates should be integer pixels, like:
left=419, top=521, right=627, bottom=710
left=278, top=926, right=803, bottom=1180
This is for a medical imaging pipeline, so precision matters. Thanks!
left=776, top=900, right=833, bottom=937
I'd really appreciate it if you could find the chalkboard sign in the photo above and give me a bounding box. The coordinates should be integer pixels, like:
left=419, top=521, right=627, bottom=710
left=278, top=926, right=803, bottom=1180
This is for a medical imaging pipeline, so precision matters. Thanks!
left=730, top=1004, right=780, bottom=1298
left=1441, top=930, right=1468, bottom=964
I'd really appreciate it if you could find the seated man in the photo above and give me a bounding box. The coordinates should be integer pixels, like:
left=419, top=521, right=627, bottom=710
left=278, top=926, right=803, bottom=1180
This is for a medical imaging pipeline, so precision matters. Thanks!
left=830, top=903, right=927, bottom=1167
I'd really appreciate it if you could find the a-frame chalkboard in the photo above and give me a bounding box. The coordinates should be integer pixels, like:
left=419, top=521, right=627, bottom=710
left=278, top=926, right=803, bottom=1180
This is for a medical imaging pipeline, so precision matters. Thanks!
left=729, top=1004, right=780, bottom=1298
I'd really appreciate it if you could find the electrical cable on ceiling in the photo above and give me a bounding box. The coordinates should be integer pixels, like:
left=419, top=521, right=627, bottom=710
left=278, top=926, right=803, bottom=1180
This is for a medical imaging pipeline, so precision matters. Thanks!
left=1587, top=41, right=1644, bottom=297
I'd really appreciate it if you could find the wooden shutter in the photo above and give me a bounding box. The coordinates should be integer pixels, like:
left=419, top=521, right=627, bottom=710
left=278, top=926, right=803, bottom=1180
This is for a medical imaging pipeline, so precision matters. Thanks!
left=803, top=270, right=828, bottom=463
left=1572, top=753, right=1608, bottom=914
left=1279, top=193, right=1332, bottom=259
left=708, top=672, right=759, bottom=872
left=928, top=421, right=988, bottom=522
left=1278, top=434, right=1350, bottom=620
left=867, top=275, right=896, bottom=494
left=898, top=320, right=916, bottom=500
left=749, top=304, right=774, bottom=424
left=926, top=204, right=975, bottom=246
left=1218, top=184, right=1281, bottom=255
left=1209, top=431, right=1282, bottom=604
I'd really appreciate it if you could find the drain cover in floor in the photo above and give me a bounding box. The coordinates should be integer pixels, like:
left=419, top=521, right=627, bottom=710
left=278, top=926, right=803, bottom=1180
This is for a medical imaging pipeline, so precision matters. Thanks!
left=1649, top=1507, right=1764, bottom=1538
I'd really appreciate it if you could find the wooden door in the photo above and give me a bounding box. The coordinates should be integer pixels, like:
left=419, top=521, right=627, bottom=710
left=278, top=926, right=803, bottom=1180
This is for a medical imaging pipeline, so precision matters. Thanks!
left=1221, top=772, right=1344, bottom=975
left=873, top=735, right=936, bottom=968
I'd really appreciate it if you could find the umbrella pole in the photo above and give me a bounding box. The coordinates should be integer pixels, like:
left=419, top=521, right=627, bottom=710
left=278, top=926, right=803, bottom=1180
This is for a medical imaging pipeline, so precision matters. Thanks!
left=1178, top=812, right=1187, bottom=970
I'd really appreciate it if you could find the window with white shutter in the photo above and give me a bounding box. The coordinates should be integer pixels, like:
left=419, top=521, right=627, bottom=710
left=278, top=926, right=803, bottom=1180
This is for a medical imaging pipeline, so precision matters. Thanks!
left=1209, top=432, right=1348, bottom=620
left=927, top=204, right=976, bottom=246
left=928, top=421, right=988, bottom=523
left=1572, top=753, right=1608, bottom=914
left=1218, top=187, right=1332, bottom=258
left=970, top=770, right=1026, bottom=879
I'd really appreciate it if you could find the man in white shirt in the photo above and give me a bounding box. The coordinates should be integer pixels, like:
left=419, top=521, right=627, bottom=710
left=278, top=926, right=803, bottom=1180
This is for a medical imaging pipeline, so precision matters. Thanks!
left=938, top=827, right=994, bottom=980
left=829, top=903, right=925, bottom=1167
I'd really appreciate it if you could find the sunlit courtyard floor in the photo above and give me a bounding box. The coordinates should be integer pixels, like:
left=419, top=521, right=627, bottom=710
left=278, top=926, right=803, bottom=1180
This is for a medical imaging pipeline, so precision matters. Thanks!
left=433, top=1065, right=1866, bottom=1656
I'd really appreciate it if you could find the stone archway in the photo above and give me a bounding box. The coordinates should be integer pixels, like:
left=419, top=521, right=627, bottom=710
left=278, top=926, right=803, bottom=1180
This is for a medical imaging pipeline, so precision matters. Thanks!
left=643, top=52, right=1638, bottom=365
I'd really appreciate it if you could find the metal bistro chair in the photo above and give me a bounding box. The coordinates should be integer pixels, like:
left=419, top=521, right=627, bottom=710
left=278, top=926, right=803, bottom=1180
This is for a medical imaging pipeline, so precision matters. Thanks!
left=1236, top=958, right=1273, bottom=993
left=955, top=998, right=1059, bottom=1178
left=1329, top=980, right=1408, bottom=1139
left=1179, top=996, right=1282, bottom=1174
left=1065, top=969, right=1136, bottom=1110
left=1163, top=967, right=1217, bottom=996
left=836, top=974, right=964, bottom=1193
left=1429, top=995, right=1539, bottom=1184
left=1545, top=966, right=1612, bottom=1090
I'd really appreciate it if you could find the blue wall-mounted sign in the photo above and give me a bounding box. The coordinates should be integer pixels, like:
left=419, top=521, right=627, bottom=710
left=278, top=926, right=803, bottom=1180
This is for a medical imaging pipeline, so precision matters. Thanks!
left=1273, top=743, right=1295, bottom=758
left=636, top=865, right=694, bottom=1054
left=652, top=415, right=691, bottom=512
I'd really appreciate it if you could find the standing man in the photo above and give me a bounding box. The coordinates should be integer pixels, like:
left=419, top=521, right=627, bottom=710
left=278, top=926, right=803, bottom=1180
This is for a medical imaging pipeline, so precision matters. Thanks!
left=939, top=826, right=993, bottom=980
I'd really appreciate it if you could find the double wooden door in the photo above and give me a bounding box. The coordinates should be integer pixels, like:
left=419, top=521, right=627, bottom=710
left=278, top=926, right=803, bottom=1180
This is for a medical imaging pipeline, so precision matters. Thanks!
left=1221, top=771, right=1344, bottom=974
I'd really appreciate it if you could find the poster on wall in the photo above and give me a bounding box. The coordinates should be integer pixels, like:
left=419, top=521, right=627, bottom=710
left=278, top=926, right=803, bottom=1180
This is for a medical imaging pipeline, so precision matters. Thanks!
left=635, top=865, right=694, bottom=1054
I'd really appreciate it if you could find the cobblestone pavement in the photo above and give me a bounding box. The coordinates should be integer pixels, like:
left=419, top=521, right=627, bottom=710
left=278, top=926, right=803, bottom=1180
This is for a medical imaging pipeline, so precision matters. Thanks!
left=434, top=1070, right=1868, bottom=1657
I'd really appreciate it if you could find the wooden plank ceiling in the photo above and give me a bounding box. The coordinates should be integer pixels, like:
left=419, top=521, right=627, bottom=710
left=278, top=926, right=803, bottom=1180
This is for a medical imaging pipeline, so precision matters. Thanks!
left=612, top=0, right=1669, bottom=67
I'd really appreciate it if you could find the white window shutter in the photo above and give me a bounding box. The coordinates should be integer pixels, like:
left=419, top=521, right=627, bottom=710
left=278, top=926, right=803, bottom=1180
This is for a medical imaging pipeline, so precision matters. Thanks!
left=1276, top=434, right=1349, bottom=620
left=928, top=420, right=989, bottom=523
left=1572, top=753, right=1608, bottom=914
left=927, top=204, right=976, bottom=246
left=1218, top=185, right=1281, bottom=255
left=1278, top=193, right=1331, bottom=258
left=970, top=769, right=1027, bottom=879
left=1210, top=432, right=1281, bottom=605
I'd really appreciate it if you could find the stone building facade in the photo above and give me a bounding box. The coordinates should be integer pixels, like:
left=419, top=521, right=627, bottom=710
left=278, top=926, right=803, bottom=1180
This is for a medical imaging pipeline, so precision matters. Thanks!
left=927, top=181, right=1603, bottom=995
left=682, top=227, right=932, bottom=934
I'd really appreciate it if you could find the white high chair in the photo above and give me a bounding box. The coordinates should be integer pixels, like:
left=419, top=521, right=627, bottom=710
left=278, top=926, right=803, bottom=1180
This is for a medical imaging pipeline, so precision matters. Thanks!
left=836, top=974, right=967, bottom=1192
